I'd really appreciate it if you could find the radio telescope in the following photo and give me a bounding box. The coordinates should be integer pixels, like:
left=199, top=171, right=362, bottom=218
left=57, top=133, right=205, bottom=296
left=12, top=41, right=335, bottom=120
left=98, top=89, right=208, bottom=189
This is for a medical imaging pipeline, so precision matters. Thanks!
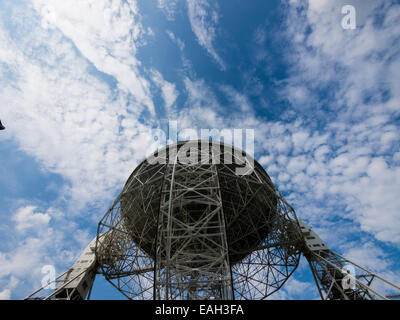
left=26, top=140, right=400, bottom=300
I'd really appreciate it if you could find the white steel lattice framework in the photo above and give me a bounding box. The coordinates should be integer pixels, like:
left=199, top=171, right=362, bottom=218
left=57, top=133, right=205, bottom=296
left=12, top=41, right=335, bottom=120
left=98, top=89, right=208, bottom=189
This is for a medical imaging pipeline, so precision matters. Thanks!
left=25, top=140, right=400, bottom=300
left=95, top=140, right=302, bottom=299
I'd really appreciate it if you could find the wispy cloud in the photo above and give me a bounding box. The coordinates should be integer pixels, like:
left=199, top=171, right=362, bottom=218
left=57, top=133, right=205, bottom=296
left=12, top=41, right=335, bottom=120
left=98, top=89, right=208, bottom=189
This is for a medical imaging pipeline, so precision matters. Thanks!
left=0, top=2, right=159, bottom=210
left=1, top=0, right=399, bottom=300
left=186, top=0, right=226, bottom=70
left=157, top=0, right=180, bottom=21
left=0, top=1, right=159, bottom=298
left=166, top=30, right=185, bottom=52
left=166, top=30, right=194, bottom=75
left=151, top=69, right=179, bottom=115
left=32, top=0, right=155, bottom=115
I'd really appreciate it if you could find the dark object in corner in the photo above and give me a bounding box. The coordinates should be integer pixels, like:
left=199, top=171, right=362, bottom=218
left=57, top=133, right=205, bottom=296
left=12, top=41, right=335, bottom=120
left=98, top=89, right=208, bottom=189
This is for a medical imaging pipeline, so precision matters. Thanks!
left=0, top=120, right=5, bottom=130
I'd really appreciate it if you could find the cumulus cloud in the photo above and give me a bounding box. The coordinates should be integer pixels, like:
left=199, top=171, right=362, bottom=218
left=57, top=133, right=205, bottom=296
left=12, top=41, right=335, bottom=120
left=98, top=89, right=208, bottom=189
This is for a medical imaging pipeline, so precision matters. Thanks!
left=0, top=204, right=92, bottom=298
left=268, top=276, right=318, bottom=300
left=260, top=0, right=400, bottom=249
left=340, top=241, right=400, bottom=295
left=0, top=277, right=18, bottom=300
left=12, top=206, right=51, bottom=233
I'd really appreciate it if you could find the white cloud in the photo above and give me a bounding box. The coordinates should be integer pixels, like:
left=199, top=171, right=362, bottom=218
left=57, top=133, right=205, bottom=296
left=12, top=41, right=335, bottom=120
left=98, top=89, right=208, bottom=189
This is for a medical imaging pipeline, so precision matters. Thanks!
left=268, top=276, right=318, bottom=300
left=270, top=0, right=400, bottom=248
left=341, top=241, right=400, bottom=295
left=0, top=277, right=18, bottom=300
left=0, top=289, right=11, bottom=300
left=287, top=155, right=308, bottom=175
left=292, top=130, right=309, bottom=151
left=32, top=0, right=155, bottom=115
left=151, top=69, right=179, bottom=114
left=0, top=2, right=167, bottom=298
left=186, top=0, right=226, bottom=70
left=12, top=206, right=51, bottom=233
left=0, top=4, right=158, bottom=209
left=0, top=0, right=398, bottom=300
left=166, top=30, right=185, bottom=52
left=180, top=77, right=222, bottom=128
left=343, top=241, right=390, bottom=273
left=219, top=85, right=253, bottom=113
left=158, top=0, right=180, bottom=21
left=166, top=30, right=193, bottom=73
left=0, top=204, right=92, bottom=298
left=348, top=159, right=400, bottom=243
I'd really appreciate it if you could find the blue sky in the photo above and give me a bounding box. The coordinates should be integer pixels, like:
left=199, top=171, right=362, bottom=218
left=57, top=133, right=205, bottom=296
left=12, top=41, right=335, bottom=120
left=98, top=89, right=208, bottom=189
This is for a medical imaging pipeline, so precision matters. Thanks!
left=0, top=0, right=399, bottom=300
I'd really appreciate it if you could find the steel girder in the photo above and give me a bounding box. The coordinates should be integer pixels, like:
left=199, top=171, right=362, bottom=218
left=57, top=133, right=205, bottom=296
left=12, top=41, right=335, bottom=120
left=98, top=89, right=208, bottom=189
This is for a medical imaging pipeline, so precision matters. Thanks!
left=24, top=141, right=400, bottom=300
left=298, top=221, right=400, bottom=300
left=95, top=140, right=303, bottom=299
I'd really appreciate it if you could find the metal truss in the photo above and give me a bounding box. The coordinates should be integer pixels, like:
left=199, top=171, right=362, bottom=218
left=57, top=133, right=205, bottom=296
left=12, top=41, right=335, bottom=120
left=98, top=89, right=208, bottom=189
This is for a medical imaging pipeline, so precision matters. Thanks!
left=25, top=238, right=98, bottom=300
left=96, top=194, right=157, bottom=299
left=298, top=221, right=400, bottom=300
left=95, top=140, right=303, bottom=299
left=24, top=140, right=400, bottom=300
left=154, top=145, right=232, bottom=299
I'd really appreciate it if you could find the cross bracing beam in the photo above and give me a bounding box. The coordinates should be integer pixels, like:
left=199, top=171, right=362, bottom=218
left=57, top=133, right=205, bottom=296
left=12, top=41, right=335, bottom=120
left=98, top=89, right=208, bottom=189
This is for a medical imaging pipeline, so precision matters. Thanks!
left=298, top=220, right=400, bottom=300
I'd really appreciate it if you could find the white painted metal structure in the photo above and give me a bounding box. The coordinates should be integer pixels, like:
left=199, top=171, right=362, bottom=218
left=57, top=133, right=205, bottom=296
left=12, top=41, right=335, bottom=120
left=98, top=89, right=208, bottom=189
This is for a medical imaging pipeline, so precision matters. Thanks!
left=25, top=238, right=98, bottom=300
left=25, top=141, right=400, bottom=300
